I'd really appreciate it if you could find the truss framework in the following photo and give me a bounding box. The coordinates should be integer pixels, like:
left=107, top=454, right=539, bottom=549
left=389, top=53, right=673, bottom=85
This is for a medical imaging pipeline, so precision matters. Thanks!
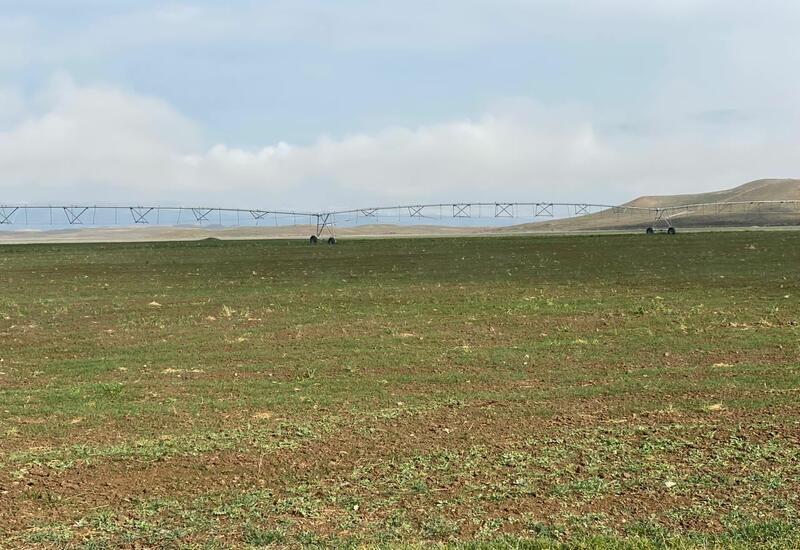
left=0, top=207, right=18, bottom=224
left=495, top=203, right=514, bottom=217
left=408, top=206, right=424, bottom=218
left=192, top=208, right=214, bottom=223
left=0, top=200, right=798, bottom=236
left=315, top=213, right=335, bottom=238
left=574, top=204, right=589, bottom=216
left=250, top=210, right=269, bottom=221
left=64, top=207, right=89, bottom=225
left=453, top=203, right=471, bottom=218
left=130, top=207, right=154, bottom=224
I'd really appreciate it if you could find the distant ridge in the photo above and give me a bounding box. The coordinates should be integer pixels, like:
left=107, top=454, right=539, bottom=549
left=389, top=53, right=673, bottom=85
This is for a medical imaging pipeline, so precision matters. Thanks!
left=511, top=179, right=800, bottom=232
left=625, top=178, right=800, bottom=208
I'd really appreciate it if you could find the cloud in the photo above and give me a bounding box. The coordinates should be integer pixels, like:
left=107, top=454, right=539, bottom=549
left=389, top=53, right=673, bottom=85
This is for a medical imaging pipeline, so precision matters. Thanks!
left=0, top=77, right=202, bottom=201
left=0, top=86, right=25, bottom=125
left=0, top=81, right=613, bottom=206
left=183, top=111, right=614, bottom=206
left=7, top=0, right=799, bottom=63
left=0, top=77, right=798, bottom=210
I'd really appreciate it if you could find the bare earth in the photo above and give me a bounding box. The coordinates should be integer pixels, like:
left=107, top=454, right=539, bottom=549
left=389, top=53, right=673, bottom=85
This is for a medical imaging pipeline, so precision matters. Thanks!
left=0, top=224, right=495, bottom=244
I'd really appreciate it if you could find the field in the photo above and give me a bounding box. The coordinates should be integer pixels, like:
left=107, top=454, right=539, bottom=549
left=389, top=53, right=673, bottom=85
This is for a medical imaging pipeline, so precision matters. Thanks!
left=1, top=233, right=799, bottom=548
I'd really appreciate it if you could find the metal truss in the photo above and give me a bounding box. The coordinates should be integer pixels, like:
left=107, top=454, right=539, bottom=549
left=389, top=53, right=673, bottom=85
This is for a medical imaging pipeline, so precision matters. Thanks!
left=191, top=208, right=215, bottom=223
left=315, top=213, right=335, bottom=239
left=249, top=210, right=270, bottom=222
left=0, top=207, right=18, bottom=224
left=130, top=207, right=154, bottom=224
left=1, top=200, right=799, bottom=237
left=453, top=203, right=471, bottom=218
left=408, top=205, right=424, bottom=218
left=652, top=208, right=674, bottom=229
left=574, top=204, right=590, bottom=216
left=495, top=203, right=514, bottom=217
left=64, top=206, right=90, bottom=224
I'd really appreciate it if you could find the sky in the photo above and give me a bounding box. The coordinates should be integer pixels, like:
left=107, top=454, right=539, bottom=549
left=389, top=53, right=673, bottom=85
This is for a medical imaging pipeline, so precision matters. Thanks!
left=1, top=0, right=799, bottom=210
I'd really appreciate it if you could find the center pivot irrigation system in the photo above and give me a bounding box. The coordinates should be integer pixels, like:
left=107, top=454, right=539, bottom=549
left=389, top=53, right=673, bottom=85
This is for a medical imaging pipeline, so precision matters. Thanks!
left=1, top=200, right=800, bottom=243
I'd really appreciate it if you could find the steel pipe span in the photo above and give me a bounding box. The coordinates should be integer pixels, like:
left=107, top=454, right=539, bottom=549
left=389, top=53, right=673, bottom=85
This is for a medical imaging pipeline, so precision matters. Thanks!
left=1, top=200, right=800, bottom=235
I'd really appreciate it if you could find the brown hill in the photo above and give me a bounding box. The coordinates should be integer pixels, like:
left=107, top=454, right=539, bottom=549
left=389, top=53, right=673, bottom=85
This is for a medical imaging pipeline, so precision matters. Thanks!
left=625, top=178, right=800, bottom=208
left=511, top=178, right=800, bottom=232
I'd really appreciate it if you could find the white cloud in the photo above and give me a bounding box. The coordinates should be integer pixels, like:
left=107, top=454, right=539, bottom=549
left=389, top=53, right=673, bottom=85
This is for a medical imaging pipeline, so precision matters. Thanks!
left=2, top=1, right=799, bottom=215
left=0, top=86, right=25, bottom=125
left=6, top=0, right=799, bottom=64
left=0, top=77, right=798, bottom=209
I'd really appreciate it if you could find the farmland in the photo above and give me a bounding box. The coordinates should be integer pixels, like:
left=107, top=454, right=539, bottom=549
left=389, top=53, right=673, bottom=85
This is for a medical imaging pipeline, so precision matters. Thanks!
left=1, top=232, right=799, bottom=548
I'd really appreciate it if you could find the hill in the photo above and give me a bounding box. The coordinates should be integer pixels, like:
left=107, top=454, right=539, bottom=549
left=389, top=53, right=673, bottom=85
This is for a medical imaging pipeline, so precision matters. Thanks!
left=626, top=178, right=800, bottom=208
left=511, top=178, right=800, bottom=232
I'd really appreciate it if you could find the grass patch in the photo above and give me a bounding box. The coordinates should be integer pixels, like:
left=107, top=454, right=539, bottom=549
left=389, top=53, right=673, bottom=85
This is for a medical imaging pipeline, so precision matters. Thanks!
left=2, top=232, right=800, bottom=546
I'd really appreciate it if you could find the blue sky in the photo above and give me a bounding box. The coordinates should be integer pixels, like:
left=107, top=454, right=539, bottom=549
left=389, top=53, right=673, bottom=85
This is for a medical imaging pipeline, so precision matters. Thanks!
left=1, top=1, right=798, bottom=209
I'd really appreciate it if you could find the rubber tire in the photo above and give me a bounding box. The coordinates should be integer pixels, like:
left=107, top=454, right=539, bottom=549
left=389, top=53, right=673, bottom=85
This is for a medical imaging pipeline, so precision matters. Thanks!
left=327, top=237, right=337, bottom=245
left=667, top=227, right=676, bottom=235
left=309, top=235, right=318, bottom=244
left=646, top=227, right=655, bottom=234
